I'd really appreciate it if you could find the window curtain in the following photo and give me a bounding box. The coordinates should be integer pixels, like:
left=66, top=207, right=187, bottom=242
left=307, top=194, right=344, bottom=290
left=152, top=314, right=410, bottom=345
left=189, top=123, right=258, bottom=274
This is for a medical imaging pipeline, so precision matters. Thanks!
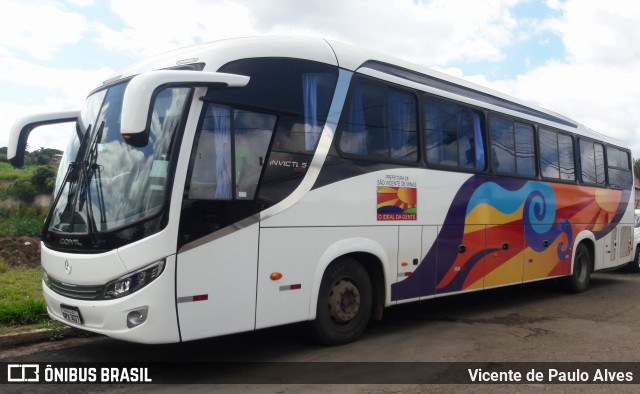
left=425, top=103, right=440, bottom=163
left=210, top=104, right=232, bottom=199
left=343, top=84, right=366, bottom=154
left=389, top=90, right=411, bottom=159
left=473, top=112, right=485, bottom=171
left=302, top=74, right=320, bottom=152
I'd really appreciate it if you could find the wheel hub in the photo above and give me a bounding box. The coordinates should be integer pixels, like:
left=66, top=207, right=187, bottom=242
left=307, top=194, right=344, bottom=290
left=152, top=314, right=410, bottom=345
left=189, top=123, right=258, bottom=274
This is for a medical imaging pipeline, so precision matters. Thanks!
left=328, top=279, right=360, bottom=323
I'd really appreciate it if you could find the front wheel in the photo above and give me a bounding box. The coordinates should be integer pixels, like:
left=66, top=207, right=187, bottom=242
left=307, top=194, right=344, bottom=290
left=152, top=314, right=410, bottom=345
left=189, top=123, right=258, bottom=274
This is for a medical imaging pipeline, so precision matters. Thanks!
left=313, top=258, right=372, bottom=346
left=560, top=243, right=591, bottom=293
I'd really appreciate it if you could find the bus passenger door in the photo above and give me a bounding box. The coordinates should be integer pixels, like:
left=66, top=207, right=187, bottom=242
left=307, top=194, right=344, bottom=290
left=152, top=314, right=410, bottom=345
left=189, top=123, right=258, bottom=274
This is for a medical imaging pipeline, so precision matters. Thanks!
left=484, top=225, right=524, bottom=288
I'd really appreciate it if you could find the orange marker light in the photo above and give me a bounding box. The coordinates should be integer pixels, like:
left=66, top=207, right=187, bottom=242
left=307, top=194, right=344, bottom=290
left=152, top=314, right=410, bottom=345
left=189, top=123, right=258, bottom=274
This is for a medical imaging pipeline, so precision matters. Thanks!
left=270, top=272, right=283, bottom=281
left=401, top=262, right=408, bottom=267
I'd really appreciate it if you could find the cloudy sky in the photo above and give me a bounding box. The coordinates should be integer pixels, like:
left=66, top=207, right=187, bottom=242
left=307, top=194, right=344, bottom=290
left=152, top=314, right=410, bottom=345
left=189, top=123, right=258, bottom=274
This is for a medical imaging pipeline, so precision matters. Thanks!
left=1, top=0, right=639, bottom=158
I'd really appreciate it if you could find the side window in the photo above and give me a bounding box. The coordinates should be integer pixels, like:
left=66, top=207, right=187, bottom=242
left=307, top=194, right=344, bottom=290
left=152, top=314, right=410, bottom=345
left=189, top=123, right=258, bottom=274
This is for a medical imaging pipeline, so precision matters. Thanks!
left=579, top=140, right=606, bottom=186
left=607, top=146, right=632, bottom=189
left=515, top=122, right=536, bottom=177
left=189, top=104, right=276, bottom=200
left=339, top=79, right=418, bottom=162
left=489, top=116, right=535, bottom=176
left=539, top=128, right=575, bottom=181
left=424, top=97, right=486, bottom=170
left=389, top=89, right=418, bottom=161
left=214, top=59, right=339, bottom=155
left=558, top=134, right=575, bottom=181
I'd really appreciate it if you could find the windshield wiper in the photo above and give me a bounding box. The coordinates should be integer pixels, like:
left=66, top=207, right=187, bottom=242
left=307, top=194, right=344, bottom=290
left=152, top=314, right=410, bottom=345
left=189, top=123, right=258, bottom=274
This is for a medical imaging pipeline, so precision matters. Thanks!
left=43, top=124, right=92, bottom=233
left=79, top=120, right=105, bottom=235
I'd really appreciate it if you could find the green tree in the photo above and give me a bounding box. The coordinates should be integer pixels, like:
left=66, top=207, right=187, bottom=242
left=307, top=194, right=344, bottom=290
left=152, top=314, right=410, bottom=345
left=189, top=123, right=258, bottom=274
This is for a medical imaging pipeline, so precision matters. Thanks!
left=634, top=158, right=640, bottom=180
left=7, top=179, right=36, bottom=202
left=30, top=165, right=57, bottom=194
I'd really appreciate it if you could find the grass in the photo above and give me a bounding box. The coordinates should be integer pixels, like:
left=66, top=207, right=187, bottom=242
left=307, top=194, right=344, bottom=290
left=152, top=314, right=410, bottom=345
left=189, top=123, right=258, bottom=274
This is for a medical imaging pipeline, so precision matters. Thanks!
left=0, top=162, right=37, bottom=184
left=0, top=320, right=66, bottom=336
left=0, top=205, right=47, bottom=237
left=0, top=162, right=64, bottom=335
left=0, top=263, right=83, bottom=339
left=0, top=265, right=49, bottom=327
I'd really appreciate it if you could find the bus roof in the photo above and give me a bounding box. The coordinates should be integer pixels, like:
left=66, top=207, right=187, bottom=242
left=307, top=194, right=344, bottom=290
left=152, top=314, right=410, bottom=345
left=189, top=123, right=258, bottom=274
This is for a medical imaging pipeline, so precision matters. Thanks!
left=102, top=36, right=626, bottom=148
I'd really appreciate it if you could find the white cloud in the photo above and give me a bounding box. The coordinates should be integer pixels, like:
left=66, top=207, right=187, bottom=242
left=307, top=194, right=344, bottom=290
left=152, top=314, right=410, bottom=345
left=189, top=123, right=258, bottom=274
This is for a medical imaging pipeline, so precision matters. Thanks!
left=0, top=56, right=111, bottom=102
left=93, top=0, right=256, bottom=56
left=0, top=101, right=74, bottom=151
left=93, top=0, right=521, bottom=66
left=243, top=0, right=520, bottom=65
left=0, top=0, right=88, bottom=60
left=1, top=0, right=639, bottom=160
left=0, top=56, right=112, bottom=149
left=66, top=0, right=94, bottom=6
left=545, top=0, right=640, bottom=66
left=454, top=0, right=640, bottom=156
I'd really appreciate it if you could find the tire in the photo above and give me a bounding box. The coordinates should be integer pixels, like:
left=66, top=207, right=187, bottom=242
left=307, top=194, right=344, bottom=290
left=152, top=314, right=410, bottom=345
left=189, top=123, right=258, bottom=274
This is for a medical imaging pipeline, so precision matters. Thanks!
left=313, top=257, right=372, bottom=346
left=560, top=243, right=591, bottom=293
left=627, top=246, right=640, bottom=273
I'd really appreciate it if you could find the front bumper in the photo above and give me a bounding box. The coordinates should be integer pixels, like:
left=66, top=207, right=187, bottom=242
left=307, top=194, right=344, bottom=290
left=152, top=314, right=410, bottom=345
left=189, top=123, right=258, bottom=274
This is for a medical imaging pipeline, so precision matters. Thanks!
left=43, top=256, right=180, bottom=344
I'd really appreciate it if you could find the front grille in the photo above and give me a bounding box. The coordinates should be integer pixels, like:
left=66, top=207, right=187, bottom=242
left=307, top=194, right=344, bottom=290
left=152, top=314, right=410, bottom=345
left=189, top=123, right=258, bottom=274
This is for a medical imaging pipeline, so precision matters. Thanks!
left=48, top=276, right=105, bottom=300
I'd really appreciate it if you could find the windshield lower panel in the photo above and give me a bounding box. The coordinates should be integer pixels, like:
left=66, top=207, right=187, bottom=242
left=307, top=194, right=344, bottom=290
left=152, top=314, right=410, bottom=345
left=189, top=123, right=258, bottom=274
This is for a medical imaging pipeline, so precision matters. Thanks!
left=43, top=81, right=191, bottom=253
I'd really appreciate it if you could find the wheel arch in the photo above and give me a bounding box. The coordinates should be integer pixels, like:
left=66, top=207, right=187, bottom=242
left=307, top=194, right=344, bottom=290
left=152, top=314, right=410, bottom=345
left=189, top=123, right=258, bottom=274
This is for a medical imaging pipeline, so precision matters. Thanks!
left=308, top=237, right=389, bottom=321
left=572, top=231, right=596, bottom=274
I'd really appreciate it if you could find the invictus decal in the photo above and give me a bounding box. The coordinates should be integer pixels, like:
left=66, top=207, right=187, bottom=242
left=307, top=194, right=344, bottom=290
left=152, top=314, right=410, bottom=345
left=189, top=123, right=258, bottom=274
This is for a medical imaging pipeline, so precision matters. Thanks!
left=269, top=159, right=308, bottom=172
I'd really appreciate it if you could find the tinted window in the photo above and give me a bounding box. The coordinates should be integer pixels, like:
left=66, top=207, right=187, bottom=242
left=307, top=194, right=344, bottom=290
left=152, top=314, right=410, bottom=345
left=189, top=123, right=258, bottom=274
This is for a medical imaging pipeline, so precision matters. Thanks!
left=515, top=122, right=536, bottom=177
left=607, top=146, right=632, bottom=189
left=489, top=116, right=535, bottom=176
left=424, top=98, right=486, bottom=170
left=189, top=105, right=276, bottom=200
left=558, top=133, right=575, bottom=181
left=539, top=129, right=558, bottom=178
left=579, top=140, right=606, bottom=186
left=339, top=79, right=418, bottom=162
left=539, top=128, right=574, bottom=181
left=490, top=116, right=516, bottom=173
left=215, top=58, right=338, bottom=154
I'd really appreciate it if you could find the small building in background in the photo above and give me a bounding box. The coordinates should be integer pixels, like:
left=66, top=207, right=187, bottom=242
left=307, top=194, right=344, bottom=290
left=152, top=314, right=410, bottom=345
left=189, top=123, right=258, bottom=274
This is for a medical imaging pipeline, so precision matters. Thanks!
left=51, top=153, right=62, bottom=165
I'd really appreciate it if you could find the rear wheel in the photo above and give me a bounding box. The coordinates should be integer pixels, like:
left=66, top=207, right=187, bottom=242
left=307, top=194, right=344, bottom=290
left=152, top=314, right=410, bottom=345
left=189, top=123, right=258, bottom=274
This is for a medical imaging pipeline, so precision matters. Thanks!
left=313, top=258, right=372, bottom=346
left=560, top=243, right=591, bottom=293
left=626, top=246, right=640, bottom=273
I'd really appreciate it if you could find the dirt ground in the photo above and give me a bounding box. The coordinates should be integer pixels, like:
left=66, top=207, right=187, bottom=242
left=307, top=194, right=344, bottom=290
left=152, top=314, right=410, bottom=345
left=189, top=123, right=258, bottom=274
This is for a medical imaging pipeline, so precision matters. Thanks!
left=0, top=236, right=41, bottom=268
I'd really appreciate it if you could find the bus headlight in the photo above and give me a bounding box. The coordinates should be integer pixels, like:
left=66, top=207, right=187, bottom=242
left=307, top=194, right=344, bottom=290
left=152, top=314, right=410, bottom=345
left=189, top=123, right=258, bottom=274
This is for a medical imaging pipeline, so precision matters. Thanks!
left=104, top=260, right=165, bottom=299
left=43, top=271, right=51, bottom=288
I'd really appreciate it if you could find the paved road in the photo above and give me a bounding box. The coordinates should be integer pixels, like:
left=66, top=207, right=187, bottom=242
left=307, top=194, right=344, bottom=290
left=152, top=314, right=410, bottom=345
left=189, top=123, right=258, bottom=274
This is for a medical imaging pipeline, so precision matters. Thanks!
left=2, top=271, right=640, bottom=393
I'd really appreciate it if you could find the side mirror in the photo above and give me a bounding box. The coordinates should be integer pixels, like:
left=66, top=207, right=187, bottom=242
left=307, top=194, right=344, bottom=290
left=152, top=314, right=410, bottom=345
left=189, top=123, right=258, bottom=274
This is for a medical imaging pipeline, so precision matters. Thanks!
left=120, top=70, right=250, bottom=146
left=8, top=111, right=80, bottom=168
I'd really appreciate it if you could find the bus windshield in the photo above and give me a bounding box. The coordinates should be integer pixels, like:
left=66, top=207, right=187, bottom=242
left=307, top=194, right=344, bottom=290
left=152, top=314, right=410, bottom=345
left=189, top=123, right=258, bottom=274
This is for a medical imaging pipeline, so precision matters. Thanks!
left=46, top=81, right=190, bottom=243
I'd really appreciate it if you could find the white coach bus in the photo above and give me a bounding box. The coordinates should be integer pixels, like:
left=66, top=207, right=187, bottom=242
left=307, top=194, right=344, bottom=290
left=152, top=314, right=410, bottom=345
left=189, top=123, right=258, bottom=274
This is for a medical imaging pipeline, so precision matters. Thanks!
left=8, top=37, right=634, bottom=345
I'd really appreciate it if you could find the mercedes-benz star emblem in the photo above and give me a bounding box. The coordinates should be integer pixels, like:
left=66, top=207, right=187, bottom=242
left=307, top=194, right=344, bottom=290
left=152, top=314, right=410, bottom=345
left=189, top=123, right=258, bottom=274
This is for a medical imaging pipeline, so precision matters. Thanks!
left=64, top=260, right=72, bottom=275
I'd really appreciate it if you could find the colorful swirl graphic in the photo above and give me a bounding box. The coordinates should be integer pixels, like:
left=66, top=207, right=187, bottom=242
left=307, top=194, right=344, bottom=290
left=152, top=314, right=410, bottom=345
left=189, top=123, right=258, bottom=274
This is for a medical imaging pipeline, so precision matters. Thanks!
left=391, top=175, right=629, bottom=301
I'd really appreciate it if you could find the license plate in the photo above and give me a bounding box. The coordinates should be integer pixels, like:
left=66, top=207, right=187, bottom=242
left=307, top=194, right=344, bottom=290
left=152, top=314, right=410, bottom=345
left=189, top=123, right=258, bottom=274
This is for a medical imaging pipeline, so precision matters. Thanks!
left=60, top=304, right=83, bottom=324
